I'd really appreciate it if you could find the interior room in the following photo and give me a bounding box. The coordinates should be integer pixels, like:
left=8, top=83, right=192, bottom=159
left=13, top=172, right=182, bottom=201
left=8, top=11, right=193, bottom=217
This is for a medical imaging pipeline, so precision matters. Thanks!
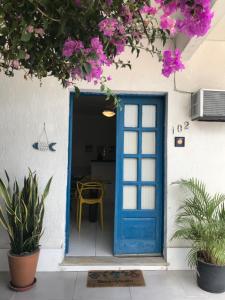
left=68, top=94, right=116, bottom=257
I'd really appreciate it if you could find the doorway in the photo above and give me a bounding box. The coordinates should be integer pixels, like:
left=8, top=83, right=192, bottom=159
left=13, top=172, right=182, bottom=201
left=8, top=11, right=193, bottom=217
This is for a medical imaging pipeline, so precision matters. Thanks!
left=67, top=93, right=116, bottom=256
left=66, top=93, right=165, bottom=258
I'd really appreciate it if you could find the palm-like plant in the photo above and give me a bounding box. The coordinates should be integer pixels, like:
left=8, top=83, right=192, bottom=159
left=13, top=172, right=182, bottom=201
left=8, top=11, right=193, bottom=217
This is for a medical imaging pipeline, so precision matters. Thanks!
left=172, top=178, right=225, bottom=267
left=0, top=170, right=52, bottom=255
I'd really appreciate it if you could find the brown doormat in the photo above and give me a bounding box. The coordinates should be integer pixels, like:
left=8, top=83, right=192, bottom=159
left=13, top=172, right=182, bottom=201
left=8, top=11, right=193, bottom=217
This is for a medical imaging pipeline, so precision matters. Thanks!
left=87, top=270, right=145, bottom=287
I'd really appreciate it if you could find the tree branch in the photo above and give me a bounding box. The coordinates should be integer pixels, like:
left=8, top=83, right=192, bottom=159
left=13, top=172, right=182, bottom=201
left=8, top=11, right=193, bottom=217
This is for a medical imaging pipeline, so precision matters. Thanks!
left=138, top=11, right=152, bottom=45
left=36, top=7, right=60, bottom=23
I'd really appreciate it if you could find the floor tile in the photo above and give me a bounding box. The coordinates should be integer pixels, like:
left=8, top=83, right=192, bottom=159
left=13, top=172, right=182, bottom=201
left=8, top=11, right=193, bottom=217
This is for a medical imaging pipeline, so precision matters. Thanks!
left=95, top=214, right=114, bottom=256
left=13, top=272, right=76, bottom=300
left=73, top=272, right=131, bottom=300
left=69, top=220, right=96, bottom=256
left=130, top=271, right=186, bottom=300
left=1, top=271, right=224, bottom=300
left=0, top=272, right=15, bottom=300
left=176, top=271, right=225, bottom=299
left=130, top=271, right=225, bottom=300
left=68, top=201, right=114, bottom=257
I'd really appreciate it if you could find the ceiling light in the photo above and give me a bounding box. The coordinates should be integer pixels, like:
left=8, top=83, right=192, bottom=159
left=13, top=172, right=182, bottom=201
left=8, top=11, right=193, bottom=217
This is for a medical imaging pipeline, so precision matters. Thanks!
left=102, top=109, right=115, bottom=117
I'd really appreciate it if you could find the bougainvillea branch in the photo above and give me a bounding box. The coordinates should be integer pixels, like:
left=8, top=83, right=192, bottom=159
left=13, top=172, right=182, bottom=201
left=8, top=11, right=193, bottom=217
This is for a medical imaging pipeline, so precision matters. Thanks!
left=0, top=0, right=213, bottom=99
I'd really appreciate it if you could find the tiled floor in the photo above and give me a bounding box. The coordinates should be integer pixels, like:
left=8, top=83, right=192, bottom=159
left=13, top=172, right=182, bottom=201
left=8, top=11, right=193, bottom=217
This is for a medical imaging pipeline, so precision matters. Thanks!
left=0, top=271, right=224, bottom=300
left=68, top=201, right=114, bottom=256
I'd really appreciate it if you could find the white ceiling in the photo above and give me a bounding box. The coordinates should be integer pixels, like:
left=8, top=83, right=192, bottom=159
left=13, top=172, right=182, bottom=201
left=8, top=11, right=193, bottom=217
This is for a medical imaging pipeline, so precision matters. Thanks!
left=207, top=14, right=225, bottom=41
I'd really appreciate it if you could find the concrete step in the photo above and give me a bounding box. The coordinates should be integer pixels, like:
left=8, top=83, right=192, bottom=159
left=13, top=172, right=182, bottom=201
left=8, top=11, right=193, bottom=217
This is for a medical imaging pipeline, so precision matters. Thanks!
left=60, top=256, right=168, bottom=271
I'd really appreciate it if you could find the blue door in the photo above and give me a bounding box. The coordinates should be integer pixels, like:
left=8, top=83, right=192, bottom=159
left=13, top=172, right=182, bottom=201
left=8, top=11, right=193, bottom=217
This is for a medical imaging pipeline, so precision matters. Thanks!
left=114, top=95, right=164, bottom=255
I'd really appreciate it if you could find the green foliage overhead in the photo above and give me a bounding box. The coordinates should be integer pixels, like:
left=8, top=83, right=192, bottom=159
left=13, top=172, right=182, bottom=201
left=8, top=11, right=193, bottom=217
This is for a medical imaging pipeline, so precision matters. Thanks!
left=172, top=179, right=225, bottom=267
left=0, top=170, right=52, bottom=255
left=0, top=0, right=213, bottom=98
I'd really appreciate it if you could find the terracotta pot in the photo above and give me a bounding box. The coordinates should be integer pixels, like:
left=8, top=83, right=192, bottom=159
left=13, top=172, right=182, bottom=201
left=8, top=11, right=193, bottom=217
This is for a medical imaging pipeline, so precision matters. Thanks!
left=8, top=249, right=39, bottom=288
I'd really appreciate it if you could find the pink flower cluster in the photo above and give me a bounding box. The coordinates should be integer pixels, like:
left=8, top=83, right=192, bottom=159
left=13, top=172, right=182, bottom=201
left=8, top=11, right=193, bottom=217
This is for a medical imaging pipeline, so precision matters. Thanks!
left=98, top=18, right=119, bottom=37
left=63, top=36, right=112, bottom=84
left=160, top=16, right=176, bottom=35
left=26, top=25, right=45, bottom=37
left=64, top=0, right=213, bottom=82
left=176, top=0, right=213, bottom=37
left=162, top=49, right=184, bottom=77
left=156, top=0, right=213, bottom=37
left=62, top=39, right=84, bottom=57
left=140, top=5, right=157, bottom=15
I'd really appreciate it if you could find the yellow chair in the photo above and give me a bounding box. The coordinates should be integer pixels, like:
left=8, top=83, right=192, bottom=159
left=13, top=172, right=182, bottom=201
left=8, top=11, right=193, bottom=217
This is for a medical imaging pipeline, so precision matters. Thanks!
left=76, top=181, right=104, bottom=232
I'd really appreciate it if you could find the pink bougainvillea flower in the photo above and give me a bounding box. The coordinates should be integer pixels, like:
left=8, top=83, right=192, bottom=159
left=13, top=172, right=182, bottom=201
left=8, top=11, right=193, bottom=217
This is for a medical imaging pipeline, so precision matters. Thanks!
left=118, top=24, right=126, bottom=35
left=176, top=0, right=213, bottom=37
left=62, top=39, right=84, bottom=57
left=160, top=16, right=176, bottom=35
left=91, top=37, right=103, bottom=54
left=34, top=28, right=45, bottom=37
left=161, top=1, right=177, bottom=16
left=105, top=0, right=112, bottom=5
left=111, top=38, right=126, bottom=55
left=11, top=60, right=20, bottom=69
left=26, top=25, right=34, bottom=33
left=159, top=0, right=213, bottom=37
left=98, top=18, right=118, bottom=37
left=25, top=53, right=30, bottom=60
left=162, top=49, right=184, bottom=77
left=85, top=59, right=103, bottom=82
left=140, top=5, right=157, bottom=15
left=74, top=0, right=81, bottom=6
left=71, top=67, right=82, bottom=80
left=120, top=5, right=133, bottom=24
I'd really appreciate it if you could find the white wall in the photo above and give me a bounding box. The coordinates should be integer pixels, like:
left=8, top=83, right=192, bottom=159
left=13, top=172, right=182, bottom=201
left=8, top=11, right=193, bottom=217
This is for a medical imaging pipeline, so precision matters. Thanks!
left=0, top=74, right=69, bottom=270
left=0, top=38, right=225, bottom=270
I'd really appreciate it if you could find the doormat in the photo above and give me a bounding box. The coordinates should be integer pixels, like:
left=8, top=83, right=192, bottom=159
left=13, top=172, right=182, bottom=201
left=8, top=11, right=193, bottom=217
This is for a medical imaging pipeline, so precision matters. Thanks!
left=87, top=270, right=145, bottom=287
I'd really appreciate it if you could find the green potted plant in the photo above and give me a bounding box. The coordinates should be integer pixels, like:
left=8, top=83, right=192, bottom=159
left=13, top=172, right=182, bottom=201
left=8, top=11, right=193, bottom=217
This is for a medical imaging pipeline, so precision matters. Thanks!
left=0, top=170, right=52, bottom=291
left=172, top=179, right=225, bottom=293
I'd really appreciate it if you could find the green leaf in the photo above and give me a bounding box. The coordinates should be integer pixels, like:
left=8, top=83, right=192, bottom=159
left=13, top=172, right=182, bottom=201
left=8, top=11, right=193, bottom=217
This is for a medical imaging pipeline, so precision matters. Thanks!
left=41, top=177, right=52, bottom=202
left=83, top=63, right=91, bottom=75
left=74, top=86, right=80, bottom=98
left=18, top=50, right=26, bottom=60
left=21, top=31, right=31, bottom=42
left=0, top=178, right=11, bottom=208
left=0, top=206, right=13, bottom=239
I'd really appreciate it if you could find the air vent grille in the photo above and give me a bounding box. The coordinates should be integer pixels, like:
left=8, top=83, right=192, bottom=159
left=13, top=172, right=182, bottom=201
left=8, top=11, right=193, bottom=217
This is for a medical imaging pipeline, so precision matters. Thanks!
left=191, top=89, right=225, bottom=121
left=203, top=90, right=225, bottom=116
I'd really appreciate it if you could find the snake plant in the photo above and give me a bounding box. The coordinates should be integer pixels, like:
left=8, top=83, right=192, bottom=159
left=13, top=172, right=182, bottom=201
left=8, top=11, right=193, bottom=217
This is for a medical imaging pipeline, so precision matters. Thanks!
left=0, top=170, right=52, bottom=255
left=172, top=179, right=225, bottom=267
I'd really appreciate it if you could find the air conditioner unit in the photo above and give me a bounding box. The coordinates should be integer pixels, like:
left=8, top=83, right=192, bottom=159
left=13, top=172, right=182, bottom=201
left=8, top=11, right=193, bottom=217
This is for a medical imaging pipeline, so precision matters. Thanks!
left=191, top=89, right=225, bottom=121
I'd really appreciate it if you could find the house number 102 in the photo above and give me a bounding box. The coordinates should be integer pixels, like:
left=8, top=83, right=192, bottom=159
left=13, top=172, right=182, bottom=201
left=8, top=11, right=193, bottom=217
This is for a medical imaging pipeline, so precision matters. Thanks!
left=172, top=121, right=190, bottom=134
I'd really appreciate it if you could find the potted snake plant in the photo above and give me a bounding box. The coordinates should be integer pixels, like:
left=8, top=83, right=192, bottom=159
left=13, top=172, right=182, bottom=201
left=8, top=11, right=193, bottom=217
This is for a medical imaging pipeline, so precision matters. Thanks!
left=0, top=170, right=52, bottom=291
left=172, top=179, right=225, bottom=293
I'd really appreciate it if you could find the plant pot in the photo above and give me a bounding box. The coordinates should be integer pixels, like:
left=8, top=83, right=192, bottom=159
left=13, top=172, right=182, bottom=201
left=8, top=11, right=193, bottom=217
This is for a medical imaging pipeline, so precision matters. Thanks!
left=197, top=259, right=225, bottom=293
left=8, top=249, right=39, bottom=289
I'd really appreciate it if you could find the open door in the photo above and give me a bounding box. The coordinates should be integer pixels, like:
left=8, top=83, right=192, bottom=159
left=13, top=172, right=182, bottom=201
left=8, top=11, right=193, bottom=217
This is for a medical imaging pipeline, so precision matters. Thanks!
left=114, top=95, right=164, bottom=255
